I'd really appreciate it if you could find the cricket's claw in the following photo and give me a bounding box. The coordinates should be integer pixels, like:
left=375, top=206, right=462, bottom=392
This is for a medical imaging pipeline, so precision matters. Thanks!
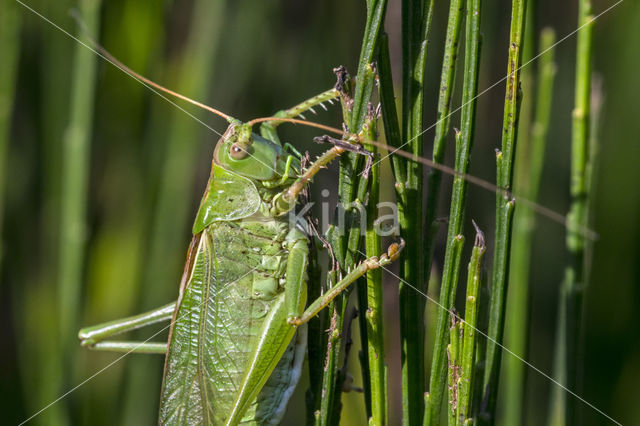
left=384, top=238, right=405, bottom=263
left=388, top=240, right=403, bottom=259
left=372, top=239, right=405, bottom=267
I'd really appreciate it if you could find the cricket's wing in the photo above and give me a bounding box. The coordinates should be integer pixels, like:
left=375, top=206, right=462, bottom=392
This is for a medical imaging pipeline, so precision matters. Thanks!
left=158, top=221, right=298, bottom=425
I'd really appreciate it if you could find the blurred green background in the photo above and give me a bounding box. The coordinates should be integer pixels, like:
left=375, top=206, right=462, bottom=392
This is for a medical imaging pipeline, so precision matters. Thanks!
left=1, top=0, right=638, bottom=424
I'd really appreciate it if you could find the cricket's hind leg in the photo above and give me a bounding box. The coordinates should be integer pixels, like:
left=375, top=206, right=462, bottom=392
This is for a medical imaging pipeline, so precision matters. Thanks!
left=259, top=88, right=341, bottom=144
left=78, top=302, right=176, bottom=354
left=288, top=240, right=404, bottom=326
left=252, top=325, right=308, bottom=425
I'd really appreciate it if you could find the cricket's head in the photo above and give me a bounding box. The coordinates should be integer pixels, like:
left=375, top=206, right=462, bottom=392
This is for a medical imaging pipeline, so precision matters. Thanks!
left=214, top=122, right=300, bottom=185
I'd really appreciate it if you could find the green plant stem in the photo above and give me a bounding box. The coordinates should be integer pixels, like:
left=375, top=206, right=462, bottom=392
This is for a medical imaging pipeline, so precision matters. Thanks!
left=548, top=284, right=567, bottom=426
left=354, top=108, right=383, bottom=421
left=20, top=3, right=72, bottom=425
left=322, top=139, right=370, bottom=426
left=424, top=0, right=464, bottom=303
left=318, top=145, right=366, bottom=425
left=0, top=0, right=21, bottom=274
left=427, top=231, right=464, bottom=426
left=424, top=0, right=481, bottom=422
left=423, top=11, right=465, bottom=413
left=480, top=0, right=527, bottom=422
left=305, top=237, right=326, bottom=426
left=398, top=1, right=433, bottom=423
left=316, top=269, right=343, bottom=426
left=315, top=2, right=387, bottom=423
left=457, top=227, right=486, bottom=425
left=364, top=114, right=386, bottom=425
left=551, top=58, right=605, bottom=408
left=341, top=113, right=375, bottom=422
left=58, top=0, right=101, bottom=384
left=584, top=76, right=603, bottom=281
left=447, top=319, right=463, bottom=426
left=503, top=26, right=556, bottom=425
left=499, top=0, right=534, bottom=422
left=377, top=33, right=402, bottom=182
left=472, top=265, right=490, bottom=418
left=357, top=276, right=374, bottom=419
left=351, top=0, right=388, bottom=132
left=563, top=0, right=593, bottom=423
left=375, top=36, right=404, bottom=424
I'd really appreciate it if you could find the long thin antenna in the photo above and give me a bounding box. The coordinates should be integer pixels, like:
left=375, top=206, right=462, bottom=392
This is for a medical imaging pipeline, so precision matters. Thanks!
left=98, top=47, right=232, bottom=122
left=70, top=10, right=233, bottom=123
left=247, top=116, right=344, bottom=135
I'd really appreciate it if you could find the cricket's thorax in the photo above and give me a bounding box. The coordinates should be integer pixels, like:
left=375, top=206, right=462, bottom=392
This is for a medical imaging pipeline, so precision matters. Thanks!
left=160, top=214, right=308, bottom=425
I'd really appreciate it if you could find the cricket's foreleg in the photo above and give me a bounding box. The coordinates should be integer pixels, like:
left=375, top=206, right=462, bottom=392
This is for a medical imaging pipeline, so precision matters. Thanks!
left=270, top=137, right=372, bottom=215
left=288, top=240, right=404, bottom=326
left=269, top=144, right=344, bottom=215
left=78, top=302, right=176, bottom=354
left=260, top=87, right=340, bottom=143
left=282, top=142, right=302, bottom=158
left=85, top=342, right=168, bottom=354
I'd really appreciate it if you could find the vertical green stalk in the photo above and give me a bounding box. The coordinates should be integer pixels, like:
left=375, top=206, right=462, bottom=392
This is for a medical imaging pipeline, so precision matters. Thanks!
left=423, top=0, right=464, bottom=316
left=364, top=113, right=386, bottom=425
left=319, top=112, right=369, bottom=426
left=447, top=319, right=463, bottom=426
left=18, top=3, right=71, bottom=424
left=375, top=37, right=403, bottom=420
left=499, top=0, right=534, bottom=422
left=502, top=27, right=556, bottom=425
left=425, top=0, right=482, bottom=422
left=548, top=286, right=567, bottom=426
left=39, top=1, right=73, bottom=258
left=352, top=0, right=387, bottom=426
left=305, top=234, right=326, bottom=426
left=563, top=0, right=593, bottom=423
left=58, top=0, right=102, bottom=386
left=583, top=77, right=603, bottom=274
left=314, top=2, right=387, bottom=424
left=549, top=78, right=601, bottom=426
left=471, top=264, right=490, bottom=417
left=318, top=138, right=362, bottom=425
left=315, top=271, right=344, bottom=426
left=481, top=0, right=527, bottom=423
left=0, top=3, right=23, bottom=420
left=0, top=0, right=21, bottom=274
left=457, top=226, right=486, bottom=425
left=398, top=0, right=432, bottom=423
left=377, top=33, right=402, bottom=185
left=351, top=0, right=388, bottom=132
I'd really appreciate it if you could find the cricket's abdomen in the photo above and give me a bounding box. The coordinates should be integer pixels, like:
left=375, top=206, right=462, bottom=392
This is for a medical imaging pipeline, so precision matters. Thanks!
left=159, top=217, right=307, bottom=425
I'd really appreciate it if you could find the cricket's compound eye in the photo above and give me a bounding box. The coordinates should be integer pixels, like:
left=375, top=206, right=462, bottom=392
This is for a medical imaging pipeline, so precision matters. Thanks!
left=230, top=143, right=249, bottom=160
